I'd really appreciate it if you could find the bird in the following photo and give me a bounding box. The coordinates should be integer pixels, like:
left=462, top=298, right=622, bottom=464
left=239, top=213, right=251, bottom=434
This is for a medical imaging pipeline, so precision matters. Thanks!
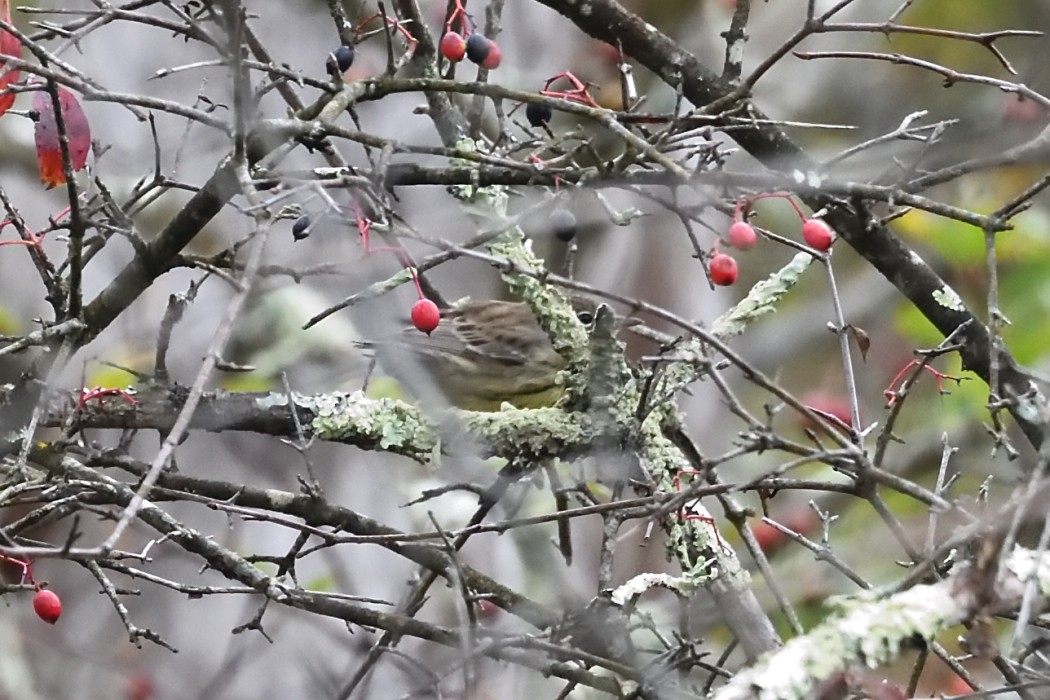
left=358, top=298, right=596, bottom=411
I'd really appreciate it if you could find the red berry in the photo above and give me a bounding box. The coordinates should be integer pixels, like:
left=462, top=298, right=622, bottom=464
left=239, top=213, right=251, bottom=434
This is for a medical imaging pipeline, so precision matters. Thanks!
left=751, top=521, right=788, bottom=555
left=33, top=588, right=61, bottom=624
left=125, top=673, right=155, bottom=700
left=939, top=675, right=974, bottom=696
left=753, top=510, right=819, bottom=556
left=481, top=39, right=501, bottom=70
left=802, top=218, right=834, bottom=251
left=709, top=253, right=738, bottom=286
left=475, top=598, right=501, bottom=620
left=411, top=298, right=441, bottom=334
left=801, top=391, right=852, bottom=432
left=727, top=221, right=757, bottom=250
left=440, top=31, right=466, bottom=62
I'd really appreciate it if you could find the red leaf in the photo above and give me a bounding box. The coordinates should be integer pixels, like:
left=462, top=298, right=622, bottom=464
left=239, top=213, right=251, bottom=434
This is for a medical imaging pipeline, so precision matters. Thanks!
left=0, top=0, right=22, bottom=117
left=32, top=87, right=91, bottom=188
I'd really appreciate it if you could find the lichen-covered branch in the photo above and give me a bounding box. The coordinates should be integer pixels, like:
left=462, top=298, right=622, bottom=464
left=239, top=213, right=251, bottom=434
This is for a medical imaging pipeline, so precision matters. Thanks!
left=714, top=546, right=1050, bottom=700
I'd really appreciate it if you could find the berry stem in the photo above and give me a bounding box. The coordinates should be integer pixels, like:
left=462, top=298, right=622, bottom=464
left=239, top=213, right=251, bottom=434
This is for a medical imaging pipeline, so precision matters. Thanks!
left=540, top=72, right=601, bottom=109
left=733, top=197, right=745, bottom=222
left=443, top=0, right=475, bottom=35
left=353, top=11, right=419, bottom=49
left=353, top=205, right=426, bottom=300
left=883, top=360, right=961, bottom=408
left=0, top=554, right=36, bottom=587
left=742, top=192, right=809, bottom=222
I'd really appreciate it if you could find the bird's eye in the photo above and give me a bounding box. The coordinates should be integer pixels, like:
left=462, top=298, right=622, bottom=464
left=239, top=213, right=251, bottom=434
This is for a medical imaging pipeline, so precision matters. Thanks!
left=575, top=310, right=594, bottom=325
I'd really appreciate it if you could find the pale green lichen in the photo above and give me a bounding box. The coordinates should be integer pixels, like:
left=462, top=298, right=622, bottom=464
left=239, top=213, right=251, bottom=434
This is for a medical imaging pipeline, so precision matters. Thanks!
left=637, top=407, right=740, bottom=585
left=461, top=408, right=594, bottom=460
left=584, top=305, right=637, bottom=412
left=450, top=137, right=509, bottom=209
left=609, top=572, right=703, bottom=609
left=321, top=267, right=416, bottom=308
left=713, top=252, right=813, bottom=338
left=933, top=285, right=965, bottom=311
left=847, top=584, right=957, bottom=666
left=300, top=390, right=599, bottom=463
left=299, top=391, right=437, bottom=454
left=1006, top=546, right=1050, bottom=597
left=714, top=574, right=963, bottom=700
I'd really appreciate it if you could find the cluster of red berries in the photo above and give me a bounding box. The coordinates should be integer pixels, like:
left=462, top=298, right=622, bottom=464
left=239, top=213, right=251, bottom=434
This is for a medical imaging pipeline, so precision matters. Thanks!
left=439, top=0, right=501, bottom=70
left=440, top=31, right=501, bottom=69
left=710, top=194, right=837, bottom=287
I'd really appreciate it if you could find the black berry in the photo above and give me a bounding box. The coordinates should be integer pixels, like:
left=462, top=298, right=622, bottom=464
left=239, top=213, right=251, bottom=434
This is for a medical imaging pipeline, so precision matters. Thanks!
left=550, top=209, right=577, bottom=242
left=465, top=33, right=490, bottom=64
left=326, top=45, right=355, bottom=78
left=292, top=215, right=312, bottom=241
left=526, top=102, right=553, bottom=127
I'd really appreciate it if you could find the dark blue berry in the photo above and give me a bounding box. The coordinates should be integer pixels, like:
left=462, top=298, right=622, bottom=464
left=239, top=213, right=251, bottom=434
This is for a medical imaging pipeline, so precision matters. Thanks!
left=465, top=33, right=490, bottom=64
left=550, top=209, right=577, bottom=242
left=326, top=45, right=355, bottom=78
left=292, top=215, right=312, bottom=241
left=526, top=102, right=553, bottom=127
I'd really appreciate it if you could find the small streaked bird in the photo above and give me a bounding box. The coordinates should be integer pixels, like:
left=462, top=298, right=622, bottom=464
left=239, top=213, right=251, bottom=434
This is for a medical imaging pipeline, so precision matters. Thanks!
left=359, top=298, right=596, bottom=411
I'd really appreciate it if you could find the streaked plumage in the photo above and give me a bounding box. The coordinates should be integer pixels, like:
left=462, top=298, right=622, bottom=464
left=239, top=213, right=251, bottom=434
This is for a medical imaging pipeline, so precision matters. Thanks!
left=360, top=299, right=575, bottom=411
